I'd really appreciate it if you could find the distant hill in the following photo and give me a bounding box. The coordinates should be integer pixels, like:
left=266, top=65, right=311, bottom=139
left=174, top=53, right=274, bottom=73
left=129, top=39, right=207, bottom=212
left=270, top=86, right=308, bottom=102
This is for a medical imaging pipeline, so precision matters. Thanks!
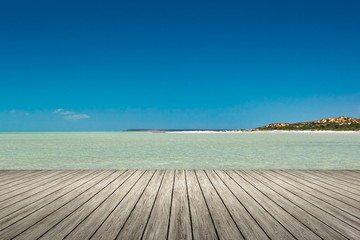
left=256, top=116, right=360, bottom=131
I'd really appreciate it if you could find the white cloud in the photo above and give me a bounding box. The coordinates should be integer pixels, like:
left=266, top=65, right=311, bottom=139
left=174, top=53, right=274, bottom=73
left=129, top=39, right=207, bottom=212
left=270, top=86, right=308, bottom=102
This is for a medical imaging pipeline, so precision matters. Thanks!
left=10, top=110, right=16, bottom=113
left=59, top=111, right=74, bottom=115
left=53, top=108, right=90, bottom=120
left=64, top=114, right=90, bottom=120
left=53, top=109, right=64, bottom=114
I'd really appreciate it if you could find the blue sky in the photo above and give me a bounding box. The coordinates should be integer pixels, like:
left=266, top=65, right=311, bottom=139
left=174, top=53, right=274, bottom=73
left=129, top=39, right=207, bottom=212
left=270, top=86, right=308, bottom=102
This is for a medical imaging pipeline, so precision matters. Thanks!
left=1, top=0, right=360, bottom=130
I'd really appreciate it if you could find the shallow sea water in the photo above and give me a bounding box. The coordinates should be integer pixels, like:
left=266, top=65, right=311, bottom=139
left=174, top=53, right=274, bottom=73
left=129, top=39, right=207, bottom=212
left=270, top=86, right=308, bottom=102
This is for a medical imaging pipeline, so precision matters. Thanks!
left=0, top=132, right=359, bottom=169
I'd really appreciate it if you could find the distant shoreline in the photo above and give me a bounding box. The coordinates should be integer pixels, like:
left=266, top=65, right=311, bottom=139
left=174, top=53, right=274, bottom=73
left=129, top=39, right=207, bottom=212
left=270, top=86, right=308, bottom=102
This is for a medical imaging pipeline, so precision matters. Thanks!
left=1, top=129, right=358, bottom=133
left=166, top=130, right=360, bottom=133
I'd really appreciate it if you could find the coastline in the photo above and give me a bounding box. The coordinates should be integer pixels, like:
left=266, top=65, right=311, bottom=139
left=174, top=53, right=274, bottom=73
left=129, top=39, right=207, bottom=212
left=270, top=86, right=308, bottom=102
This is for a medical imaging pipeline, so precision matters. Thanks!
left=167, top=130, right=360, bottom=133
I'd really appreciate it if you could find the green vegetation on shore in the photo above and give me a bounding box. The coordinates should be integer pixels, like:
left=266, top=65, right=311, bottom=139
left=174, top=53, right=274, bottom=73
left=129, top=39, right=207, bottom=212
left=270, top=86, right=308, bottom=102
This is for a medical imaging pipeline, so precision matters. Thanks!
left=257, top=116, right=360, bottom=131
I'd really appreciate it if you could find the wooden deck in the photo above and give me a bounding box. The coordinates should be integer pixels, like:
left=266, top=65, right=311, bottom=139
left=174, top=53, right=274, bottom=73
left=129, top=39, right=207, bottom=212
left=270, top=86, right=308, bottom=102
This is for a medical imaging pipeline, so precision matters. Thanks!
left=0, top=170, right=359, bottom=240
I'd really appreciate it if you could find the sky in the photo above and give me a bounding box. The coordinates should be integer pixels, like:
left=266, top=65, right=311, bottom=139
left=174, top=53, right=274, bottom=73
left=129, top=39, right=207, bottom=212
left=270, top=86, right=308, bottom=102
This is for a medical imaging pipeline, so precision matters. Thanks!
left=1, top=0, right=360, bottom=131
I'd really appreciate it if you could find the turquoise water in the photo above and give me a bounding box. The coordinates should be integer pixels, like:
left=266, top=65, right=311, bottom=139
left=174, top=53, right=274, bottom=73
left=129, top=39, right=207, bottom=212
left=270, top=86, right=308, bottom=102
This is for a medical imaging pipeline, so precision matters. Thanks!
left=0, top=132, right=359, bottom=169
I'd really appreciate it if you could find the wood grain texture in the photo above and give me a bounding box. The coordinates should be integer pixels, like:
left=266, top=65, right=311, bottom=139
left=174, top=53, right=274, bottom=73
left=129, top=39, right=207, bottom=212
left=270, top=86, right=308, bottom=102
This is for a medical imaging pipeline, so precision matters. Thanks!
left=205, top=170, right=269, bottom=240
left=142, top=170, right=174, bottom=240
left=64, top=170, right=145, bottom=240
left=0, top=170, right=359, bottom=240
left=195, top=170, right=244, bottom=240
left=0, top=170, right=100, bottom=227
left=186, top=170, right=218, bottom=240
left=260, top=171, right=360, bottom=231
left=90, top=170, right=155, bottom=240
left=0, top=170, right=39, bottom=183
left=224, top=170, right=311, bottom=240
left=268, top=170, right=360, bottom=219
left=280, top=170, right=360, bottom=208
left=291, top=171, right=360, bottom=199
left=247, top=170, right=360, bottom=239
left=116, top=170, right=165, bottom=239
left=13, top=171, right=122, bottom=240
left=238, top=170, right=347, bottom=240
left=0, top=170, right=78, bottom=202
left=39, top=170, right=131, bottom=239
left=168, top=170, right=192, bottom=240
left=0, top=170, right=112, bottom=239
left=0, top=171, right=48, bottom=190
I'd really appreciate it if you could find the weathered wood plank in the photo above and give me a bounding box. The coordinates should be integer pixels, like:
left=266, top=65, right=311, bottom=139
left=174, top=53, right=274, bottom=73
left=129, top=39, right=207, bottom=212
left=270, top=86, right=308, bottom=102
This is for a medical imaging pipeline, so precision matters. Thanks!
left=237, top=171, right=346, bottom=240
left=0, top=171, right=48, bottom=189
left=0, top=171, right=80, bottom=211
left=0, top=170, right=63, bottom=191
left=168, top=170, right=192, bottom=240
left=186, top=170, right=218, bottom=240
left=309, top=170, right=360, bottom=190
left=248, top=171, right=360, bottom=239
left=0, top=170, right=103, bottom=230
left=64, top=170, right=145, bottom=240
left=261, top=170, right=360, bottom=230
left=205, top=170, right=269, bottom=240
left=38, top=170, right=131, bottom=239
left=0, top=170, right=78, bottom=202
left=90, top=170, right=155, bottom=240
left=281, top=170, right=360, bottom=208
left=0, top=170, right=38, bottom=182
left=0, top=170, right=68, bottom=196
left=142, top=170, right=174, bottom=240
left=291, top=171, right=360, bottom=200
left=0, top=170, right=112, bottom=239
left=271, top=170, right=360, bottom=217
left=324, top=170, right=360, bottom=181
left=115, top=170, right=165, bottom=239
left=195, top=170, right=244, bottom=240
left=0, top=170, right=358, bottom=240
left=224, top=170, right=316, bottom=240
left=13, top=170, right=122, bottom=239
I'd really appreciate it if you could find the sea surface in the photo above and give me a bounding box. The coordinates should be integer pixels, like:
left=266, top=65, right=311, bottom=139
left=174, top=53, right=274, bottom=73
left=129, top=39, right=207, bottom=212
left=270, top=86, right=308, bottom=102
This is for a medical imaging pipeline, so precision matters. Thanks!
left=0, top=132, right=359, bottom=169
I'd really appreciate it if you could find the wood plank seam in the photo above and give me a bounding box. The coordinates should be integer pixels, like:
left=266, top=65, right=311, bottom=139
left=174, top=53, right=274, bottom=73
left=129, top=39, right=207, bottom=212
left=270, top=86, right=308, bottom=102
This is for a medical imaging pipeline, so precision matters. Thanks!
left=88, top=170, right=147, bottom=239
left=212, top=170, right=271, bottom=240
left=266, top=170, right=360, bottom=221
left=246, top=171, right=352, bottom=240
left=231, top=170, right=319, bottom=239
left=166, top=170, right=176, bottom=240
left=203, top=170, right=249, bottom=240
left=0, top=170, right=358, bottom=240
left=193, top=170, right=220, bottom=240
left=0, top=170, right=105, bottom=232
left=285, top=171, right=360, bottom=204
left=113, top=170, right=157, bottom=239
left=0, top=171, right=47, bottom=188
left=311, top=171, right=360, bottom=189
left=317, top=170, right=360, bottom=181
left=296, top=171, right=360, bottom=197
left=37, top=170, right=129, bottom=239
left=0, top=170, right=100, bottom=219
left=276, top=170, right=360, bottom=211
left=0, top=170, right=80, bottom=204
left=0, top=171, right=70, bottom=197
left=140, top=170, right=166, bottom=239
left=2, top=171, right=115, bottom=237
left=62, top=170, right=136, bottom=239
left=0, top=172, right=80, bottom=207
left=260, top=171, right=360, bottom=231
left=314, top=170, right=360, bottom=183
left=0, top=171, right=54, bottom=191
left=184, top=170, right=195, bottom=240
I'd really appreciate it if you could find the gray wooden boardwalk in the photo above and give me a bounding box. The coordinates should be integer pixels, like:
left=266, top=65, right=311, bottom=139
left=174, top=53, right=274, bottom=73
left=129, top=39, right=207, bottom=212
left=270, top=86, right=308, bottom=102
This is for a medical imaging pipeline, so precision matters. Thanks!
left=0, top=170, right=359, bottom=239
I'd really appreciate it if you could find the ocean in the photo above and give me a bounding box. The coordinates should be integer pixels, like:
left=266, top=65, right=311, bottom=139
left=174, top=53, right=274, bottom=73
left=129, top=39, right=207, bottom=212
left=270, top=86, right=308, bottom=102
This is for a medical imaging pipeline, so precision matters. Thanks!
left=0, top=132, right=359, bottom=169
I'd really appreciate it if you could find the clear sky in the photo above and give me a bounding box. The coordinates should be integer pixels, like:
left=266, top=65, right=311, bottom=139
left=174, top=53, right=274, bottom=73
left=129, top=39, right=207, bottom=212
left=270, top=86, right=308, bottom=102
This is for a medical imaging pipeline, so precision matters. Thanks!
left=1, top=0, right=360, bottom=131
